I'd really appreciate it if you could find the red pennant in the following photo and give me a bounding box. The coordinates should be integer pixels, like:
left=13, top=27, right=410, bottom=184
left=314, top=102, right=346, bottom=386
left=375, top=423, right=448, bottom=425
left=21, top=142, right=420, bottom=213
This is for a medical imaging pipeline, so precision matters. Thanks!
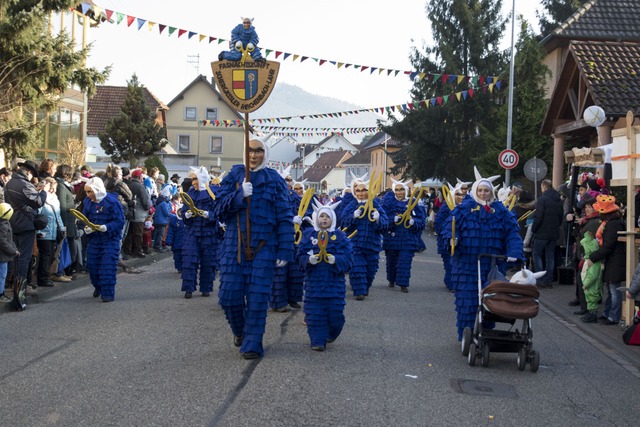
left=105, top=9, right=113, bottom=20
left=178, top=29, right=187, bottom=38
left=126, top=15, right=135, bottom=27
left=468, top=88, right=474, bottom=98
left=437, top=97, right=443, bottom=106
left=275, top=51, right=282, bottom=58
left=441, top=75, right=448, bottom=84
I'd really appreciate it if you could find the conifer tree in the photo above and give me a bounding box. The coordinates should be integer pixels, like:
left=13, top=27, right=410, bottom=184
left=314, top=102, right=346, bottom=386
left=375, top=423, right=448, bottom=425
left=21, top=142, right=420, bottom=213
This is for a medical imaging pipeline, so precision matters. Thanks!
left=99, top=74, right=167, bottom=167
left=537, top=0, right=587, bottom=37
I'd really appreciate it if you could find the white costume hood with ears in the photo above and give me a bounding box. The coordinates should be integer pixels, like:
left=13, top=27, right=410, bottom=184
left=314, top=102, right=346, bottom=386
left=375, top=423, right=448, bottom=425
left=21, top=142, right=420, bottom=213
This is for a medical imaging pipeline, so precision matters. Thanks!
left=349, top=171, right=369, bottom=193
left=278, top=165, right=292, bottom=181
left=244, top=138, right=270, bottom=171
left=211, top=170, right=225, bottom=185
left=510, top=268, right=546, bottom=285
left=85, top=177, right=107, bottom=202
left=240, top=17, right=254, bottom=23
left=189, top=166, right=210, bottom=190
left=293, top=179, right=308, bottom=191
left=470, top=166, right=499, bottom=206
left=391, top=178, right=412, bottom=200
left=456, top=177, right=472, bottom=188
left=311, top=199, right=341, bottom=232
left=497, top=183, right=511, bottom=203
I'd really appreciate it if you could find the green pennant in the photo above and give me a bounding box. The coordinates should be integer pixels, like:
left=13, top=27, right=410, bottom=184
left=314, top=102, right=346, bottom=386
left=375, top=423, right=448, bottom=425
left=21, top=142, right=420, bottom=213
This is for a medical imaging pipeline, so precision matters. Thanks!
left=168, top=27, right=177, bottom=36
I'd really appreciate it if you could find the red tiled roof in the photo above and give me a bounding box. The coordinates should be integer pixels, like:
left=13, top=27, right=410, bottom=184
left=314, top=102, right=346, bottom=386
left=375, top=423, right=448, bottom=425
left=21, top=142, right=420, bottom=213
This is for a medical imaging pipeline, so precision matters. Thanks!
left=342, top=151, right=370, bottom=165
left=87, top=86, right=168, bottom=136
left=301, top=150, right=351, bottom=183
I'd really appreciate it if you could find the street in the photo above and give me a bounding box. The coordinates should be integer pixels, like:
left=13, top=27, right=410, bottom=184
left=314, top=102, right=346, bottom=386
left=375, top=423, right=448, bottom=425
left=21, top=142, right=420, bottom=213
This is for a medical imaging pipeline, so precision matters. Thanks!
left=1, top=233, right=639, bottom=426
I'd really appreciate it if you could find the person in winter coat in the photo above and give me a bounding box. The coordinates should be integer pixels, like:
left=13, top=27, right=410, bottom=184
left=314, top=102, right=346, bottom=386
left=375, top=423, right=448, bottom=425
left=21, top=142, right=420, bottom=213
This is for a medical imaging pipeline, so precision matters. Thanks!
left=531, top=179, right=564, bottom=288
left=579, top=231, right=603, bottom=323
left=440, top=167, right=523, bottom=341
left=214, top=139, right=294, bottom=360
left=82, top=178, right=125, bottom=302
left=36, top=178, right=66, bottom=287
left=123, top=169, right=152, bottom=258
left=381, top=179, right=426, bottom=293
left=152, top=186, right=172, bottom=252
left=296, top=200, right=353, bottom=351
left=0, top=203, right=19, bottom=302
left=54, top=165, right=81, bottom=276
left=588, top=195, right=626, bottom=325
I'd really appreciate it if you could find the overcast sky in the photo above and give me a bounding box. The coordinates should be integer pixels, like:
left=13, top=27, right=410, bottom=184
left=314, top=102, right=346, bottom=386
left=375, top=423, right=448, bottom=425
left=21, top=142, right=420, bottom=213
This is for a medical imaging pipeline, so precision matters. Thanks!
left=85, top=0, right=541, bottom=113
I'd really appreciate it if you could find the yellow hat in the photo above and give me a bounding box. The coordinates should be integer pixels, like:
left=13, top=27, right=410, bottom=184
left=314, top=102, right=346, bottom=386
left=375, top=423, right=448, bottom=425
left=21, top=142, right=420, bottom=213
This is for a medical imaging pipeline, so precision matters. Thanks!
left=0, top=202, right=13, bottom=220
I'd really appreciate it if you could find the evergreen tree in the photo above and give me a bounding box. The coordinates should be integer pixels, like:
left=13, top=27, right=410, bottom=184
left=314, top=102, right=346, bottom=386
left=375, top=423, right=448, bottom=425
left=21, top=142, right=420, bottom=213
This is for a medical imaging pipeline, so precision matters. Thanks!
left=144, top=155, right=168, bottom=180
left=0, top=0, right=109, bottom=159
left=99, top=74, right=167, bottom=167
left=381, top=0, right=508, bottom=183
left=476, top=18, right=552, bottom=182
left=537, top=0, right=586, bottom=38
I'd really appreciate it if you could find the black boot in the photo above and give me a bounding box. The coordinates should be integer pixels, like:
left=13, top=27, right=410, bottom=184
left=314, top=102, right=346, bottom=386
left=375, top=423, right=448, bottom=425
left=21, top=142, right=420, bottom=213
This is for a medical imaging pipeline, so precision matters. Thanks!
left=581, top=311, right=598, bottom=323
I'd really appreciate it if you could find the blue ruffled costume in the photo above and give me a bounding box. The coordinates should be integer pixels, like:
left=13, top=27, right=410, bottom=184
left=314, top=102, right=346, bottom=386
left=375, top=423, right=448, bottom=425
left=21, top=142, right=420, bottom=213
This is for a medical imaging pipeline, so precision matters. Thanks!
left=220, top=23, right=264, bottom=61
left=339, top=198, right=388, bottom=297
left=296, top=228, right=353, bottom=349
left=440, top=198, right=523, bottom=340
left=166, top=214, right=185, bottom=272
left=215, top=165, right=294, bottom=356
left=82, top=193, right=125, bottom=301
left=180, top=186, right=220, bottom=295
left=433, top=202, right=453, bottom=290
left=381, top=192, right=426, bottom=288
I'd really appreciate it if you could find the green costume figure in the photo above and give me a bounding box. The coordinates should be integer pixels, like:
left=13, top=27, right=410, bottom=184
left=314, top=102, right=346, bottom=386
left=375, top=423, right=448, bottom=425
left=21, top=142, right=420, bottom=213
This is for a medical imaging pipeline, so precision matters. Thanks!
left=579, top=231, right=602, bottom=323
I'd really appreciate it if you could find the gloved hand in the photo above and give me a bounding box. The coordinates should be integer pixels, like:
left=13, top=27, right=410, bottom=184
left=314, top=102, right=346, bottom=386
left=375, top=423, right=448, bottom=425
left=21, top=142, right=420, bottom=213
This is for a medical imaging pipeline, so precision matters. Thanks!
left=308, top=255, right=319, bottom=265
left=353, top=209, right=361, bottom=218
left=507, top=256, right=518, bottom=263
left=451, top=237, right=459, bottom=247
left=201, top=211, right=209, bottom=219
left=409, top=218, right=414, bottom=226
left=98, top=225, right=107, bottom=232
left=394, top=215, right=401, bottom=223
left=293, top=215, right=302, bottom=225
left=242, top=180, right=253, bottom=198
left=235, top=40, right=243, bottom=50
left=247, top=42, right=255, bottom=51
left=275, top=259, right=288, bottom=268
left=372, top=210, right=380, bottom=221
left=218, top=222, right=226, bottom=229
left=184, top=211, right=193, bottom=219
left=84, top=226, right=95, bottom=235
left=327, top=254, right=335, bottom=264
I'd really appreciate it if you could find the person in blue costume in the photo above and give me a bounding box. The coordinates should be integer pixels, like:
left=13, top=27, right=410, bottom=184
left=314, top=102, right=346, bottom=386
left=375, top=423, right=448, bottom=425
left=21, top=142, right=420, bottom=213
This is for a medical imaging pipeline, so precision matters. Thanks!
left=215, top=138, right=294, bottom=360
left=180, top=166, right=220, bottom=299
left=218, top=17, right=265, bottom=62
left=297, top=200, right=353, bottom=351
left=441, top=167, right=523, bottom=341
left=270, top=167, right=306, bottom=312
left=381, top=179, right=427, bottom=293
left=165, top=208, right=185, bottom=273
left=339, top=176, right=388, bottom=300
left=82, top=178, right=125, bottom=302
left=434, top=180, right=469, bottom=291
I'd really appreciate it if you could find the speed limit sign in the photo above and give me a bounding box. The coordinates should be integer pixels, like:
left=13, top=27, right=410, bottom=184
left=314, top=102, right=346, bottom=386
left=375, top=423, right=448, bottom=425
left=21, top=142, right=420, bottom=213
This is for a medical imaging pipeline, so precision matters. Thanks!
left=498, top=149, right=519, bottom=170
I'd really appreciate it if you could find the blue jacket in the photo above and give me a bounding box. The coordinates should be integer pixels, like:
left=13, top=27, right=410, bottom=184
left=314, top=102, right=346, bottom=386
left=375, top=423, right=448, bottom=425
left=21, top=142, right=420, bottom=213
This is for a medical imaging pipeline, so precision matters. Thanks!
left=37, top=201, right=64, bottom=241
left=154, top=196, right=172, bottom=226
left=166, top=215, right=185, bottom=250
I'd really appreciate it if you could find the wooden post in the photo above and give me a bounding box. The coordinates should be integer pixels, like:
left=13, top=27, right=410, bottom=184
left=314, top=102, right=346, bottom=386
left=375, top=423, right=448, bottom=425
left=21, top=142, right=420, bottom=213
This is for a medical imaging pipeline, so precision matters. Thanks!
left=624, top=111, right=637, bottom=325
left=244, top=112, right=252, bottom=256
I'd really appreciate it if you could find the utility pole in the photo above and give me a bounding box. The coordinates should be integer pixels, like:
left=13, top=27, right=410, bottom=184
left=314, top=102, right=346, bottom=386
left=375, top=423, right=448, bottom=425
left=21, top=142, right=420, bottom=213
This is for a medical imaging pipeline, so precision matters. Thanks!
left=505, top=0, right=516, bottom=187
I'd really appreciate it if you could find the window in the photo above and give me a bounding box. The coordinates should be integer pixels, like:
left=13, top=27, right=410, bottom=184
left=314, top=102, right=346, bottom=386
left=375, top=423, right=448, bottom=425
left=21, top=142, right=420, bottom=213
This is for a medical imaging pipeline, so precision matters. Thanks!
left=205, top=108, right=218, bottom=121
left=209, top=136, right=222, bottom=154
left=184, top=107, right=197, bottom=121
left=178, top=135, right=191, bottom=152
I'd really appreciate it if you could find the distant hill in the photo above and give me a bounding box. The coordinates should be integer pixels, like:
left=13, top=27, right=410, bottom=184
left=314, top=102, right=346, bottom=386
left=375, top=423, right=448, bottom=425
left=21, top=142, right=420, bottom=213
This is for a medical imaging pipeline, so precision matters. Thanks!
left=253, top=82, right=382, bottom=145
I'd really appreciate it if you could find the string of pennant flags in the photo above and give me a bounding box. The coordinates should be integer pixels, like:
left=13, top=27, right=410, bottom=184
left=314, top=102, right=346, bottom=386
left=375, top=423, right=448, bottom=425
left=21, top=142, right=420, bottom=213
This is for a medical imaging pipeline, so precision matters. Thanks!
left=76, top=2, right=502, bottom=85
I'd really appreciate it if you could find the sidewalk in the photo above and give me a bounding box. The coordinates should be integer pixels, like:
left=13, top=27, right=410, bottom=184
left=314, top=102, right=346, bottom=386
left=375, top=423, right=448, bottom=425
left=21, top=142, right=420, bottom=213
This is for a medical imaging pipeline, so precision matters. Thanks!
left=539, top=281, right=640, bottom=372
left=2, top=250, right=173, bottom=313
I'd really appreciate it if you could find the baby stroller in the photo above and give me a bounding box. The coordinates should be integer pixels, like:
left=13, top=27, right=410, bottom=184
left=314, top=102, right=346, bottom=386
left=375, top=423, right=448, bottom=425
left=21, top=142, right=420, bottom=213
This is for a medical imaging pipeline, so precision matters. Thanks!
left=461, top=254, right=541, bottom=372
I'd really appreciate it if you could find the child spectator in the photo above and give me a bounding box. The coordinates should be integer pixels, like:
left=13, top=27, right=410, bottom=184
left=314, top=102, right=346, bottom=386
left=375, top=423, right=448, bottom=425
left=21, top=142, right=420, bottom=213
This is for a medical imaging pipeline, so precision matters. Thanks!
left=153, top=187, right=172, bottom=252
left=0, top=203, right=19, bottom=302
left=296, top=200, right=353, bottom=351
left=143, top=214, right=154, bottom=254
left=579, top=231, right=603, bottom=323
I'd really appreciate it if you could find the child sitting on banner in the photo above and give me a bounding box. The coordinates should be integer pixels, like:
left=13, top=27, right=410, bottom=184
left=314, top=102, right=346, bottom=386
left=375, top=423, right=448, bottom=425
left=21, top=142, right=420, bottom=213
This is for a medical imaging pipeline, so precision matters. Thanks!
left=296, top=200, right=353, bottom=351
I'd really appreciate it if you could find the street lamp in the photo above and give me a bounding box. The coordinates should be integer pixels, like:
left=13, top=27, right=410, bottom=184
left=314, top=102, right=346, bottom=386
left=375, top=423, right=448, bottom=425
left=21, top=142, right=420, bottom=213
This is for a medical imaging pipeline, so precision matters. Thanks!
left=196, top=118, right=201, bottom=167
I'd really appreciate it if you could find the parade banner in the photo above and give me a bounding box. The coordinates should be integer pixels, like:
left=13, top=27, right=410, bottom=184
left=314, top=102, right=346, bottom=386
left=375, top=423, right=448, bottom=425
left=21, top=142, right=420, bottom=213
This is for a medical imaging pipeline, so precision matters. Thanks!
left=211, top=60, right=280, bottom=113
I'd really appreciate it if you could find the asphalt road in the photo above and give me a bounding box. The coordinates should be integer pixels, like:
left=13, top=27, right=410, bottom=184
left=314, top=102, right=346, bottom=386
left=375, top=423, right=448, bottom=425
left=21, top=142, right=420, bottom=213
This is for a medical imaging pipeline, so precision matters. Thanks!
left=1, top=233, right=639, bottom=426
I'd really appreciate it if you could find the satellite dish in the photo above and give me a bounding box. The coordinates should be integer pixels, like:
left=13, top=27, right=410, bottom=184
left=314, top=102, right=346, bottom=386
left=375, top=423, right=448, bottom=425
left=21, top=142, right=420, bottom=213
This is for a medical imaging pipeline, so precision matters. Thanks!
left=583, top=105, right=606, bottom=127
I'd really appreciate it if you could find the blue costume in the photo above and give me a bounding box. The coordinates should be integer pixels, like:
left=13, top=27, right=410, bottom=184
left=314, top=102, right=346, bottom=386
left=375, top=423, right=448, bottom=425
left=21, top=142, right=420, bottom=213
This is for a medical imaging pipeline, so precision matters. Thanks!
left=440, top=173, right=523, bottom=341
left=339, top=190, right=388, bottom=299
left=215, top=140, right=294, bottom=358
left=166, top=213, right=185, bottom=272
left=219, top=19, right=264, bottom=62
left=82, top=179, right=125, bottom=302
left=381, top=187, right=426, bottom=291
left=296, top=204, right=352, bottom=350
left=433, top=202, right=453, bottom=290
left=180, top=167, right=220, bottom=297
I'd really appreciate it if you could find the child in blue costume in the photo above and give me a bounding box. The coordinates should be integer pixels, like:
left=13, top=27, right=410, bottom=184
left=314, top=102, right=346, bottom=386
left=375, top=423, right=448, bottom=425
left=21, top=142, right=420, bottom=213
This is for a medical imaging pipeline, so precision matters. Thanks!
left=339, top=177, right=388, bottom=300
left=215, top=139, right=294, bottom=360
left=166, top=209, right=185, bottom=273
left=180, top=166, right=220, bottom=299
left=381, top=179, right=426, bottom=293
left=218, top=17, right=265, bottom=62
left=441, top=167, right=523, bottom=341
left=297, top=200, right=353, bottom=351
left=82, top=178, right=125, bottom=302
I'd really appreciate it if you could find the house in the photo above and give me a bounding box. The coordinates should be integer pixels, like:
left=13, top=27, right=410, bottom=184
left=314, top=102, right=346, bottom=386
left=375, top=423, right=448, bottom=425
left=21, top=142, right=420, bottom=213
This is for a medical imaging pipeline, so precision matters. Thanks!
left=302, top=134, right=359, bottom=167
left=300, top=150, right=352, bottom=194
left=341, top=150, right=372, bottom=189
left=540, top=0, right=640, bottom=186
left=165, top=74, right=245, bottom=176
left=86, top=85, right=168, bottom=167
left=360, top=131, right=403, bottom=190
left=267, top=135, right=301, bottom=171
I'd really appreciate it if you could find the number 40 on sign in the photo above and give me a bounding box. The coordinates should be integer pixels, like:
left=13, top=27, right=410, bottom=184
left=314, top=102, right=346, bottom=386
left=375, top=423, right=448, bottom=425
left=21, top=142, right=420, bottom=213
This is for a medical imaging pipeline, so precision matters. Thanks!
left=498, top=149, right=519, bottom=170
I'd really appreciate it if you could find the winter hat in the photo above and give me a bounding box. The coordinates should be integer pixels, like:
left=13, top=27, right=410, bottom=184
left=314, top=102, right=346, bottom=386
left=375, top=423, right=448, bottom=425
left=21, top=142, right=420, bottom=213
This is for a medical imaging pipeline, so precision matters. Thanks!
left=122, top=167, right=131, bottom=178
left=593, top=194, right=620, bottom=215
left=0, top=202, right=14, bottom=220
left=131, top=169, right=143, bottom=178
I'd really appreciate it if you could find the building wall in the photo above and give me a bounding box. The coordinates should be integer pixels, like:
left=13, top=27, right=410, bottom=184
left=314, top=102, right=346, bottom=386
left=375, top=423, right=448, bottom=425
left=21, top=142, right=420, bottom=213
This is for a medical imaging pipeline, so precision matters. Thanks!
left=370, top=147, right=401, bottom=190
left=542, top=47, right=566, bottom=100
left=166, top=79, right=244, bottom=173
left=325, top=168, right=347, bottom=194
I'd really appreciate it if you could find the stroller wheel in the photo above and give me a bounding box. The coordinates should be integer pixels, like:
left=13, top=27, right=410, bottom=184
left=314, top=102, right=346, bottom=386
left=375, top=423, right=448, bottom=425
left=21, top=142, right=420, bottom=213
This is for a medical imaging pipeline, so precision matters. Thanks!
left=481, top=344, right=490, bottom=367
left=529, top=350, right=540, bottom=373
left=461, top=327, right=472, bottom=356
left=517, top=348, right=527, bottom=371
left=468, top=343, right=477, bottom=366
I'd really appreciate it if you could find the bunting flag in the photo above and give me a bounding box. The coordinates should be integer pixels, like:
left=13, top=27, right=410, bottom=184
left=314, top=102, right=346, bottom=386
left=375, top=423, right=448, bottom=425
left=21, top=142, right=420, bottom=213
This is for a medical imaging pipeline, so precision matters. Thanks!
left=76, top=3, right=502, bottom=85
